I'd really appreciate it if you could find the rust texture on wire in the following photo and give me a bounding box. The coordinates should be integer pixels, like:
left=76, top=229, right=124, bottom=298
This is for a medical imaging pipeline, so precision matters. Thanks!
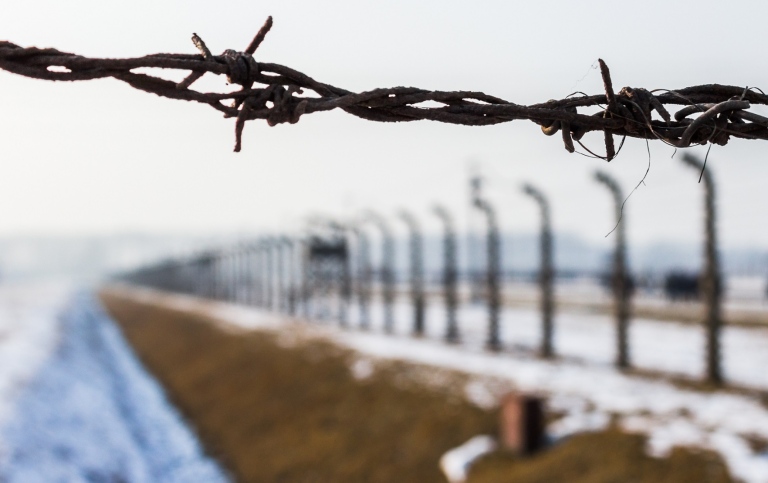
left=2, top=16, right=768, bottom=156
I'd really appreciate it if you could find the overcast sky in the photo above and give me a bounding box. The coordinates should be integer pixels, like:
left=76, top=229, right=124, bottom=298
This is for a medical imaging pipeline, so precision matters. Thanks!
left=2, top=0, right=768, bottom=253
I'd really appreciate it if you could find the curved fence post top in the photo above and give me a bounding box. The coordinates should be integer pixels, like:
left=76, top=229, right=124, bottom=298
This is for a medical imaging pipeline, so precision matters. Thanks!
left=473, top=197, right=497, bottom=222
left=594, top=169, right=618, bottom=188
left=681, top=151, right=705, bottom=167
left=521, top=182, right=548, bottom=205
left=361, top=210, right=393, bottom=237
left=680, top=152, right=715, bottom=186
left=432, top=204, right=453, bottom=222
left=398, top=210, right=420, bottom=231
left=593, top=169, right=626, bottom=206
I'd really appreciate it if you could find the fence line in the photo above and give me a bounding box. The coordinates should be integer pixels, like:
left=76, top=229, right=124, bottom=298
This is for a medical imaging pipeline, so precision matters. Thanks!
left=120, top=223, right=734, bottom=382
left=119, top=154, right=734, bottom=386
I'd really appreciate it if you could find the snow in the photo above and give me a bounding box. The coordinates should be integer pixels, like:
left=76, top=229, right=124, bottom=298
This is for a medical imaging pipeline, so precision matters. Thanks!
left=350, top=358, right=375, bottom=380
left=113, top=285, right=768, bottom=483
left=0, top=282, right=68, bottom=432
left=512, top=276, right=768, bottom=314
left=0, top=286, right=229, bottom=482
left=463, top=380, right=497, bottom=410
left=341, top=297, right=768, bottom=390
left=439, top=435, right=497, bottom=483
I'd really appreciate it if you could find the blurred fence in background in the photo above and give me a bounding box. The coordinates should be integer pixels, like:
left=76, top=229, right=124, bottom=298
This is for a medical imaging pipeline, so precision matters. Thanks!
left=116, top=155, right=755, bottom=387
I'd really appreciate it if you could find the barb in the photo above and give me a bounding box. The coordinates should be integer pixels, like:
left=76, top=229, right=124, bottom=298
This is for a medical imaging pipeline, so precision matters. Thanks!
left=2, top=16, right=768, bottom=154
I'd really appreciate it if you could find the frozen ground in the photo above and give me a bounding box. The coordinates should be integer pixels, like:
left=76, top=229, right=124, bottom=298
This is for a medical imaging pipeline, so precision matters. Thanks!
left=0, top=284, right=228, bottom=482
left=306, top=293, right=768, bottom=391
left=118, top=286, right=768, bottom=483
left=0, top=282, right=67, bottom=432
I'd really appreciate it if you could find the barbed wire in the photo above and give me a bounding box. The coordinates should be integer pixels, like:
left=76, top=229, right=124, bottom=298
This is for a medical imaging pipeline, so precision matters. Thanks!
left=2, top=16, right=768, bottom=156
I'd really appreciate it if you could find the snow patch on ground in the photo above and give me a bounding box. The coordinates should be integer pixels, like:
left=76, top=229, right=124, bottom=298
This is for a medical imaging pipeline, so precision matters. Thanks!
left=350, top=358, right=375, bottom=380
left=440, top=435, right=497, bottom=483
left=463, top=380, right=497, bottom=410
left=338, top=330, right=768, bottom=482
left=0, top=289, right=228, bottom=482
left=0, top=282, right=68, bottom=433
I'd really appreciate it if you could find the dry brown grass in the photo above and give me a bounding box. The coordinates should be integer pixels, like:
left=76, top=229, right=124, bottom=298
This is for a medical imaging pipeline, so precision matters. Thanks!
left=100, top=291, right=496, bottom=482
left=99, top=290, right=734, bottom=483
left=469, top=428, right=731, bottom=483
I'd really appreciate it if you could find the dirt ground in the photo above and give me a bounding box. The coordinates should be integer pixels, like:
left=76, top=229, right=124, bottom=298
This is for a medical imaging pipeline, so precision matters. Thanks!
left=100, top=290, right=734, bottom=483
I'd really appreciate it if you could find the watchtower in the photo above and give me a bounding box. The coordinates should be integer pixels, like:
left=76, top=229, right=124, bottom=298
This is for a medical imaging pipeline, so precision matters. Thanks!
left=304, top=227, right=351, bottom=324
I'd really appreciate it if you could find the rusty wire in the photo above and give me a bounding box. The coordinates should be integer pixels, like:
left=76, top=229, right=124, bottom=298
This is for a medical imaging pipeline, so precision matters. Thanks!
left=2, top=16, right=768, bottom=156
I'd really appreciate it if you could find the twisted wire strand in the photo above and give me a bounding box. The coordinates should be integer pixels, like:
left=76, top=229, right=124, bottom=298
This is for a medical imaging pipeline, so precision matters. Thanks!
left=2, top=16, right=768, bottom=155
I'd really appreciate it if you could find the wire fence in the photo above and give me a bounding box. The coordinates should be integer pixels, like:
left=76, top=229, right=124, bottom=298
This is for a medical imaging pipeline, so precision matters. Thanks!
left=3, top=17, right=768, bottom=155
left=116, top=176, right=738, bottom=388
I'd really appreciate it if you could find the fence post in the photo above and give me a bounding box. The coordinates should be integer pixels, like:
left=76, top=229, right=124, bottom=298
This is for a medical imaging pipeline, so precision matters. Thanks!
left=680, top=153, right=723, bottom=385
left=594, top=170, right=631, bottom=369
left=213, top=251, right=223, bottom=300
left=339, top=226, right=352, bottom=328
left=231, top=245, right=239, bottom=303
left=235, top=243, right=246, bottom=304
left=399, top=210, right=426, bottom=336
left=433, top=205, right=460, bottom=343
left=198, top=253, right=210, bottom=298
left=473, top=198, right=502, bottom=351
left=240, top=242, right=252, bottom=305
left=280, top=237, right=296, bottom=316
left=222, top=250, right=232, bottom=302
left=522, top=183, right=555, bottom=358
left=193, top=253, right=205, bottom=297
left=235, top=246, right=245, bottom=303
left=354, top=227, right=372, bottom=329
left=365, top=211, right=396, bottom=333
left=264, top=237, right=275, bottom=311
left=275, top=236, right=285, bottom=313
left=299, top=237, right=311, bottom=319
left=254, top=241, right=261, bottom=306
left=209, top=251, right=219, bottom=299
left=226, top=247, right=235, bottom=302
left=246, top=242, right=258, bottom=306
left=228, top=249, right=236, bottom=302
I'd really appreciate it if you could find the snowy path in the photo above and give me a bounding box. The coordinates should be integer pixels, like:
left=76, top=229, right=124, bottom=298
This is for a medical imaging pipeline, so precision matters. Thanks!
left=0, top=282, right=67, bottom=431
left=0, top=286, right=228, bottom=482
left=116, top=286, right=768, bottom=483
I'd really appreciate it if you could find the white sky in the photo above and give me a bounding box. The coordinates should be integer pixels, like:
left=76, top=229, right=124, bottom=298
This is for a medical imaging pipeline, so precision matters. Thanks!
left=1, top=0, right=768, bottom=252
